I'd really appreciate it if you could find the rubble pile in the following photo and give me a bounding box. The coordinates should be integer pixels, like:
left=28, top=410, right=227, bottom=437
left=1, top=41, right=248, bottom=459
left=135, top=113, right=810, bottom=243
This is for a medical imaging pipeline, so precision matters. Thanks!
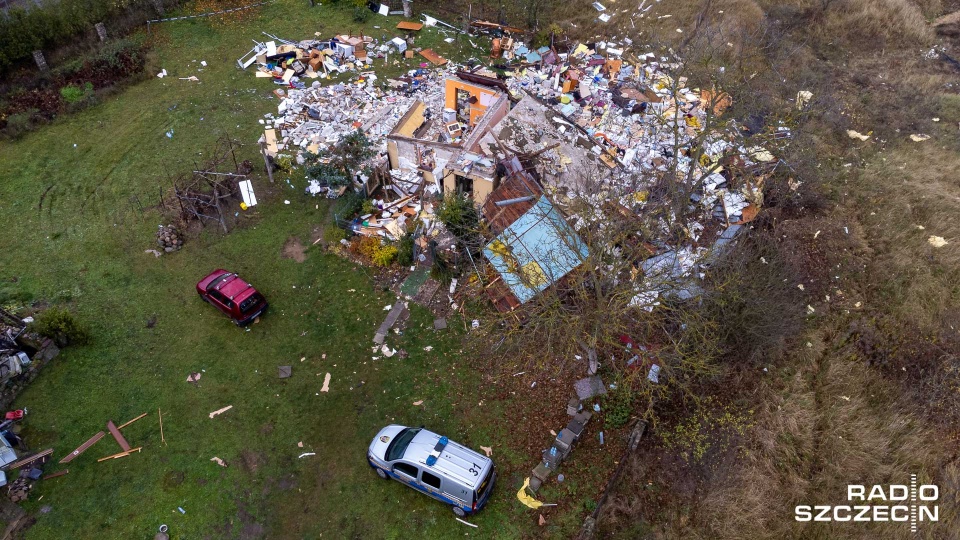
left=261, top=68, right=447, bottom=165
left=243, top=24, right=781, bottom=304
left=498, top=41, right=776, bottom=226
left=156, top=225, right=183, bottom=253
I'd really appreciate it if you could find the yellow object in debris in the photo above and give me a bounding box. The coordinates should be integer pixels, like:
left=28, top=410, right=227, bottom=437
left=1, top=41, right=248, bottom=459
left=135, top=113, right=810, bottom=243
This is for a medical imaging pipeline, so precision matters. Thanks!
left=846, top=129, right=871, bottom=141
left=240, top=202, right=249, bottom=211
left=747, top=146, right=775, bottom=162
left=685, top=115, right=701, bottom=128
left=633, top=190, right=649, bottom=203
left=517, top=478, right=544, bottom=509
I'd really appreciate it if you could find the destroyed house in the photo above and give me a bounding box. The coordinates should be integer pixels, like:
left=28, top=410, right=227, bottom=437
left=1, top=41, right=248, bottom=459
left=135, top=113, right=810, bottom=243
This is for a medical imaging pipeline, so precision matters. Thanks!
left=386, top=75, right=510, bottom=205
left=480, top=158, right=587, bottom=312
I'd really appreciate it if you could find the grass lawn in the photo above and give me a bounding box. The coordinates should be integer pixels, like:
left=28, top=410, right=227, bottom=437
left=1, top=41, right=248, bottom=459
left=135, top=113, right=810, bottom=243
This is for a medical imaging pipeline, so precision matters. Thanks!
left=0, top=2, right=619, bottom=538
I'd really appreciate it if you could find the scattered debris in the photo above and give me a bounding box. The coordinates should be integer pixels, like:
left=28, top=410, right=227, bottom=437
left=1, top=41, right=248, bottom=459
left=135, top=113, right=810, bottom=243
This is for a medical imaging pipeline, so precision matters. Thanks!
left=456, top=517, right=478, bottom=528
left=187, top=372, right=202, bottom=383
left=59, top=432, right=104, bottom=464
left=320, top=373, right=331, bottom=392
left=278, top=365, right=292, bottom=378
left=211, top=457, right=227, bottom=467
left=209, top=405, right=233, bottom=419
left=480, top=445, right=493, bottom=457
left=929, top=236, right=949, bottom=248
left=298, top=452, right=316, bottom=458
left=847, top=129, right=871, bottom=141
left=97, top=447, right=142, bottom=462
left=412, top=400, right=423, bottom=406
left=910, top=133, right=931, bottom=142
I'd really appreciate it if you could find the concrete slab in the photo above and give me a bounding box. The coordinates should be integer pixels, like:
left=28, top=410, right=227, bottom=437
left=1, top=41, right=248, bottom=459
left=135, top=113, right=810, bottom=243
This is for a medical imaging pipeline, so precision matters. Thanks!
left=574, top=376, right=607, bottom=400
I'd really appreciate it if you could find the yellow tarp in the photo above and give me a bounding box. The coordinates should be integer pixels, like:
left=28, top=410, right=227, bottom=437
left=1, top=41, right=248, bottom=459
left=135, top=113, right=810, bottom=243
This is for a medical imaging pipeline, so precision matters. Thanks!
left=516, top=478, right=543, bottom=509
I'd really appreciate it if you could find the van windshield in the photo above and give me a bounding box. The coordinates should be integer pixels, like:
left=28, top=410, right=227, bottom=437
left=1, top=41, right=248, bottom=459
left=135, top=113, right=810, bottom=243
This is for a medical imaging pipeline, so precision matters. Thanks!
left=386, top=428, right=421, bottom=461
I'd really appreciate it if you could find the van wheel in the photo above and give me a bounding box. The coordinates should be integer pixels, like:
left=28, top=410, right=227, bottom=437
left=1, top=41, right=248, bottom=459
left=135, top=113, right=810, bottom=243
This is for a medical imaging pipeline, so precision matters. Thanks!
left=376, top=468, right=388, bottom=480
left=452, top=506, right=466, bottom=518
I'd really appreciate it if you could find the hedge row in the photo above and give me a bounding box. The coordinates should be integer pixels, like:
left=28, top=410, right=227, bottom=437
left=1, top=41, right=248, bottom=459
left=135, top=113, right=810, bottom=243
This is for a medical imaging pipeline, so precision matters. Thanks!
left=0, top=0, right=168, bottom=73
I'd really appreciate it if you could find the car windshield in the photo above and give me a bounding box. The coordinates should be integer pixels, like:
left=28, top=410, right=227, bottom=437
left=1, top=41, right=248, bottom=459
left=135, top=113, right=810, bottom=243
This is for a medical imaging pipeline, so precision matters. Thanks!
left=385, top=428, right=421, bottom=462
left=239, top=294, right=263, bottom=313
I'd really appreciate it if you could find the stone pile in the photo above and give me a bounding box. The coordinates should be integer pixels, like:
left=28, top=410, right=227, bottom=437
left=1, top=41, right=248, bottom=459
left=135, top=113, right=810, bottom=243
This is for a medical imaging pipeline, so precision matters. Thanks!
left=156, top=225, right=183, bottom=253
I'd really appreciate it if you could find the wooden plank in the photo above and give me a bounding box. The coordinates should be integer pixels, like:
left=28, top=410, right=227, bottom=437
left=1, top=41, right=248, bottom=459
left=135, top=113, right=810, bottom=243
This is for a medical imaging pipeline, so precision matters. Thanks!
left=59, top=431, right=105, bottom=464
left=4, top=448, right=53, bottom=470
left=419, top=49, right=448, bottom=66
left=117, top=413, right=148, bottom=430
left=97, top=447, right=142, bottom=462
left=396, top=21, right=423, bottom=31
left=41, top=469, right=69, bottom=480
left=107, top=421, right=131, bottom=452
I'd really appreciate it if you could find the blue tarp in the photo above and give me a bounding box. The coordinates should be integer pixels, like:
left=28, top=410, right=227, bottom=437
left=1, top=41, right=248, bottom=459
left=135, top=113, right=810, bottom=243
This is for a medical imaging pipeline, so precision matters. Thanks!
left=483, top=197, right=588, bottom=303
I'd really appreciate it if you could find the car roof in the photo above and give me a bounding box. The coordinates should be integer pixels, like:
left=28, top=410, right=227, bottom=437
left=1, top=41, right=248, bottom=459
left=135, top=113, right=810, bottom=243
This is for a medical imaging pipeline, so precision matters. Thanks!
left=216, top=274, right=254, bottom=300
left=403, top=429, right=492, bottom=490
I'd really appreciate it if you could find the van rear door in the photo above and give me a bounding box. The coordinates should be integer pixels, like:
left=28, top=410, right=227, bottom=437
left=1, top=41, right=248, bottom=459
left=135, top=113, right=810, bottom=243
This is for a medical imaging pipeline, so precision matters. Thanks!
left=472, top=465, right=496, bottom=511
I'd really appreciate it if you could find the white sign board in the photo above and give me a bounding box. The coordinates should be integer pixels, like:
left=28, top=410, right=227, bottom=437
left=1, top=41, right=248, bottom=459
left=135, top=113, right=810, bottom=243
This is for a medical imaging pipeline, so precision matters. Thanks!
left=239, top=180, right=258, bottom=207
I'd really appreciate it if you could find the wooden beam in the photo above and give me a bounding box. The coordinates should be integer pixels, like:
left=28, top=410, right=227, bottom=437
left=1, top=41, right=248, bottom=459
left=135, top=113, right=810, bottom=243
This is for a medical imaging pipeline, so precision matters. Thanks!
left=107, top=421, right=131, bottom=452
left=97, top=447, right=142, bottom=462
left=4, top=448, right=53, bottom=470
left=41, top=469, right=69, bottom=480
left=59, top=431, right=105, bottom=464
left=117, top=413, right=148, bottom=430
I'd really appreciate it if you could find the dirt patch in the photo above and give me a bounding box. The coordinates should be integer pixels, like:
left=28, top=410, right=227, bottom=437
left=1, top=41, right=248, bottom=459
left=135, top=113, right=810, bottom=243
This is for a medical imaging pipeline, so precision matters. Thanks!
left=239, top=449, right=264, bottom=474
left=281, top=237, right=306, bottom=263
left=259, top=423, right=274, bottom=435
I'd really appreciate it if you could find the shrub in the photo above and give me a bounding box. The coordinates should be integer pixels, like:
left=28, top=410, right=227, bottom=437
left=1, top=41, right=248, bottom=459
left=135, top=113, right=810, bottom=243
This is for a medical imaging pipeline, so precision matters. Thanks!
left=1, top=109, right=38, bottom=139
left=355, top=236, right=398, bottom=267
left=603, top=381, right=634, bottom=429
left=60, top=82, right=93, bottom=104
left=324, top=225, right=348, bottom=244
left=361, top=199, right=376, bottom=215
left=371, top=244, right=398, bottom=267
left=27, top=307, right=91, bottom=347
left=274, top=154, right=293, bottom=175
left=397, top=234, right=414, bottom=266
left=437, top=193, right=480, bottom=239
left=430, top=252, right=456, bottom=283
left=333, top=191, right=364, bottom=219
left=353, top=6, right=372, bottom=22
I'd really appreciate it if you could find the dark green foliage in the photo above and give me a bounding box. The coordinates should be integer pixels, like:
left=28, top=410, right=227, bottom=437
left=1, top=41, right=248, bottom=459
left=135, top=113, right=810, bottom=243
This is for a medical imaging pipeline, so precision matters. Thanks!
left=306, top=161, right=349, bottom=187
left=332, top=191, right=364, bottom=219
left=353, top=6, right=372, bottom=22
left=603, top=381, right=634, bottom=429
left=430, top=252, right=456, bottom=283
left=303, top=131, right=374, bottom=188
left=0, top=0, right=159, bottom=73
left=323, top=225, right=349, bottom=244
left=27, top=307, right=91, bottom=347
left=436, top=193, right=480, bottom=240
left=397, top=234, right=414, bottom=266
left=1, top=109, right=38, bottom=139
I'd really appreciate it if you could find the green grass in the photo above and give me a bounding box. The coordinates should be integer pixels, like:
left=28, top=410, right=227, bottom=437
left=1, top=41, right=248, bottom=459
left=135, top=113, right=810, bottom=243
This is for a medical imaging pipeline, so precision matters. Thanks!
left=0, top=2, right=608, bottom=538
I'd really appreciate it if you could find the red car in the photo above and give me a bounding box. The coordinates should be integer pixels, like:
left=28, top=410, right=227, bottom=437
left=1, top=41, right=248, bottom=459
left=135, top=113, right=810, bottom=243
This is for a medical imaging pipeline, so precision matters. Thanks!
left=196, top=270, right=268, bottom=326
